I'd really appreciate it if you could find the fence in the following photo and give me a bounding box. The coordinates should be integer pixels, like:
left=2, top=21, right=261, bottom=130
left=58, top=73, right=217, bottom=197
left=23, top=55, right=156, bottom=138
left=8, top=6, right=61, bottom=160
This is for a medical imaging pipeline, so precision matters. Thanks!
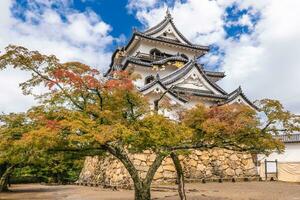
left=260, top=160, right=300, bottom=182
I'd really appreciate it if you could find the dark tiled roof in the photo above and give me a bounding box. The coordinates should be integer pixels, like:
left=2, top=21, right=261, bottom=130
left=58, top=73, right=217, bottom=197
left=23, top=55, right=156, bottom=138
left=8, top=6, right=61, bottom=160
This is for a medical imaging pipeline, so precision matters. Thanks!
left=160, top=60, right=194, bottom=82
left=121, top=55, right=188, bottom=70
left=124, top=57, right=152, bottom=67
left=152, top=56, right=188, bottom=65
left=143, top=12, right=195, bottom=46
left=160, top=60, right=227, bottom=95
left=172, top=86, right=228, bottom=100
left=118, top=56, right=224, bottom=82
left=134, top=31, right=209, bottom=51
left=218, top=86, right=258, bottom=110
left=275, top=133, right=300, bottom=143
left=204, top=71, right=225, bottom=78
left=143, top=14, right=171, bottom=35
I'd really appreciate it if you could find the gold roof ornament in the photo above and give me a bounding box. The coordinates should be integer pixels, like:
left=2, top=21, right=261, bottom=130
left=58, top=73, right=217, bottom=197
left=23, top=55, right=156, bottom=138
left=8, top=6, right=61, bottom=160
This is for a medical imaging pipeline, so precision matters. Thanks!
left=152, top=65, right=159, bottom=71
left=173, top=61, right=184, bottom=68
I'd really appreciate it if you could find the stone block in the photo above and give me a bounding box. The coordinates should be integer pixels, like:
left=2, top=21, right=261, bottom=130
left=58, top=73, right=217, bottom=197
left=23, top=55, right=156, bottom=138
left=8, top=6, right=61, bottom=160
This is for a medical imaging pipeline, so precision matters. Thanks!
left=133, top=159, right=141, bottom=166
left=163, top=164, right=176, bottom=172
left=149, top=154, right=156, bottom=162
left=189, top=159, right=198, bottom=167
left=189, top=154, right=198, bottom=160
left=134, top=154, right=147, bottom=161
left=164, top=157, right=173, bottom=165
left=211, top=150, right=219, bottom=157
left=225, top=168, right=235, bottom=176
left=195, top=150, right=202, bottom=156
left=235, top=168, right=243, bottom=176
left=153, top=172, right=164, bottom=180
left=219, top=156, right=225, bottom=161
left=244, top=161, right=255, bottom=170
left=229, top=154, right=239, bottom=161
left=163, top=171, right=175, bottom=179
left=196, top=164, right=205, bottom=171
left=205, top=170, right=212, bottom=177
left=200, top=154, right=209, bottom=160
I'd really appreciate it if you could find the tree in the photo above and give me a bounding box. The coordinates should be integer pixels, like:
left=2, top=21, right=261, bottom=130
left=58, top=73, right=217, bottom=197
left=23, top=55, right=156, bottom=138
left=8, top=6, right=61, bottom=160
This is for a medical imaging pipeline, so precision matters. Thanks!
left=0, top=111, right=45, bottom=191
left=0, top=112, right=30, bottom=191
left=153, top=90, right=300, bottom=200
left=0, top=45, right=299, bottom=199
left=0, top=108, right=90, bottom=191
left=0, top=45, right=192, bottom=199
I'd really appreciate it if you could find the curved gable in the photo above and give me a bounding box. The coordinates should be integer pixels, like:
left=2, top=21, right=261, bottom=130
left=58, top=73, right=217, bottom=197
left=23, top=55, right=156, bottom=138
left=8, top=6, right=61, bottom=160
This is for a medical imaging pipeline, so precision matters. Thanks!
left=139, top=77, right=187, bottom=105
left=161, top=61, right=227, bottom=95
left=220, top=87, right=258, bottom=110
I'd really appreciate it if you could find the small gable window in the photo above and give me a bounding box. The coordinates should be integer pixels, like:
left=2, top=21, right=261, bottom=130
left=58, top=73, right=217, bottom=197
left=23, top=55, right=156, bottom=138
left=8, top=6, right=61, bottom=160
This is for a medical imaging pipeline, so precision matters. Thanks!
left=145, top=75, right=155, bottom=84
left=150, top=48, right=163, bottom=58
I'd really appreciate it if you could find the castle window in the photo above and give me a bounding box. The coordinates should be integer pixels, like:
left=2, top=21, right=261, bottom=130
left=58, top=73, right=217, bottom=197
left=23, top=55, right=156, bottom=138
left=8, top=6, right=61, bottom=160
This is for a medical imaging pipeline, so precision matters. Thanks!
left=145, top=75, right=154, bottom=84
left=150, top=48, right=163, bottom=58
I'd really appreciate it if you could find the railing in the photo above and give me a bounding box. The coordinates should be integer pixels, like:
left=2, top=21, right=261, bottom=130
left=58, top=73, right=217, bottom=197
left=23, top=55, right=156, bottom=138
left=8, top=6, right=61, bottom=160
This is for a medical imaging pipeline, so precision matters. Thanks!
left=275, top=133, right=300, bottom=143
left=135, top=52, right=167, bottom=62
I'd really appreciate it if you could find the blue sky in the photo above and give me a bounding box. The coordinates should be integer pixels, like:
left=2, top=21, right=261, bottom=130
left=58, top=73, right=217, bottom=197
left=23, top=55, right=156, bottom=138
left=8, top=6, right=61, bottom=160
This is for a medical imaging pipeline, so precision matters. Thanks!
left=0, top=0, right=300, bottom=114
left=11, top=0, right=258, bottom=54
left=73, top=0, right=142, bottom=38
left=8, top=0, right=258, bottom=65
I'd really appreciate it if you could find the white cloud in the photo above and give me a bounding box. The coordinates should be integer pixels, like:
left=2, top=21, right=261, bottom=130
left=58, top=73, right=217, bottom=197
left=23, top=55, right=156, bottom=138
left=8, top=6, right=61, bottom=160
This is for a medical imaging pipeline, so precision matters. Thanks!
left=134, top=0, right=225, bottom=45
left=127, top=0, right=158, bottom=11
left=128, top=0, right=300, bottom=113
left=221, top=0, right=300, bottom=113
left=0, top=0, right=118, bottom=113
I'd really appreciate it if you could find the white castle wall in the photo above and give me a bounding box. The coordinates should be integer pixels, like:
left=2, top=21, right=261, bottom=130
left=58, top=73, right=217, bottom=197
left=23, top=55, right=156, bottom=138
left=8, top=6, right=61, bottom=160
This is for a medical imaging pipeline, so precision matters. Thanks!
left=130, top=40, right=198, bottom=60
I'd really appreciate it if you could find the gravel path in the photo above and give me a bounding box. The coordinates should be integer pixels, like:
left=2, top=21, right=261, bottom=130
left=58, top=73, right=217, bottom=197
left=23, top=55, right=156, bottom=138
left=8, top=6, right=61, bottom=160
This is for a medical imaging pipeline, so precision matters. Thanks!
left=1, top=182, right=300, bottom=200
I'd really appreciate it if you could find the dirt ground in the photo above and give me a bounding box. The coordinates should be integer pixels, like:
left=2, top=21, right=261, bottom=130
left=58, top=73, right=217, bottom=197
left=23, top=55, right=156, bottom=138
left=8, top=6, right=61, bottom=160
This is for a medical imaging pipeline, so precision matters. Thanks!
left=0, top=182, right=300, bottom=200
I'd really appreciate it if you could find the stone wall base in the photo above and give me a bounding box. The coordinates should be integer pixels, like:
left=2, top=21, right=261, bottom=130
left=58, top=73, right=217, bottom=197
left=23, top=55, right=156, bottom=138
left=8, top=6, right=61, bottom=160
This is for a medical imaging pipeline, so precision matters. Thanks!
left=78, top=148, right=258, bottom=188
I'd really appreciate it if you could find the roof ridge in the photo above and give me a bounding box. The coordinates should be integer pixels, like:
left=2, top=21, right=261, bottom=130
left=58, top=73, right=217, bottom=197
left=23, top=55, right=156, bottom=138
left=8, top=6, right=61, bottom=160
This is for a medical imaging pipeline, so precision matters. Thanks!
left=134, top=32, right=209, bottom=50
left=143, top=17, right=170, bottom=35
left=152, top=55, right=188, bottom=65
left=160, top=60, right=194, bottom=82
left=172, top=87, right=228, bottom=99
left=195, top=63, right=227, bottom=95
left=141, top=11, right=203, bottom=47
left=204, top=70, right=225, bottom=77
left=220, top=86, right=258, bottom=110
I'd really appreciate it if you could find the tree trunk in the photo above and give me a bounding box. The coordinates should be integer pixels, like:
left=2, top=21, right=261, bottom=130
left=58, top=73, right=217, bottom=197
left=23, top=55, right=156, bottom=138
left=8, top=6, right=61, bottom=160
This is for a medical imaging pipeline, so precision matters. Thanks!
left=104, top=143, right=167, bottom=200
left=171, top=152, right=187, bottom=200
left=134, top=183, right=151, bottom=200
left=0, top=165, right=15, bottom=192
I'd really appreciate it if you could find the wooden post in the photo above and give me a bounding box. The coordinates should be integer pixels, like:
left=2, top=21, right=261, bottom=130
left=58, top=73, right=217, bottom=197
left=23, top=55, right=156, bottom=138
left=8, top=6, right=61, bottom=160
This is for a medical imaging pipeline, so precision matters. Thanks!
left=275, top=159, right=278, bottom=179
left=264, top=159, right=267, bottom=181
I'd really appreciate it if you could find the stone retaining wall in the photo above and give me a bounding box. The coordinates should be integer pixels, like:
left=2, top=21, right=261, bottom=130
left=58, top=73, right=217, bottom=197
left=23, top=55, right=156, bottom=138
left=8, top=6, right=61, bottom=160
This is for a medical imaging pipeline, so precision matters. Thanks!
left=78, top=148, right=257, bottom=188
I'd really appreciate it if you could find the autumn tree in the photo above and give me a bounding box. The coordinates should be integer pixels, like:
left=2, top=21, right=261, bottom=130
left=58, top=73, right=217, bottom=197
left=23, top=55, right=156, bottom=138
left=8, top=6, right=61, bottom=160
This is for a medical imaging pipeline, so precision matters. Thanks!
left=154, top=92, right=299, bottom=200
left=0, top=110, right=56, bottom=192
left=0, top=113, right=27, bottom=192
left=1, top=45, right=299, bottom=200
left=0, top=107, right=96, bottom=191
